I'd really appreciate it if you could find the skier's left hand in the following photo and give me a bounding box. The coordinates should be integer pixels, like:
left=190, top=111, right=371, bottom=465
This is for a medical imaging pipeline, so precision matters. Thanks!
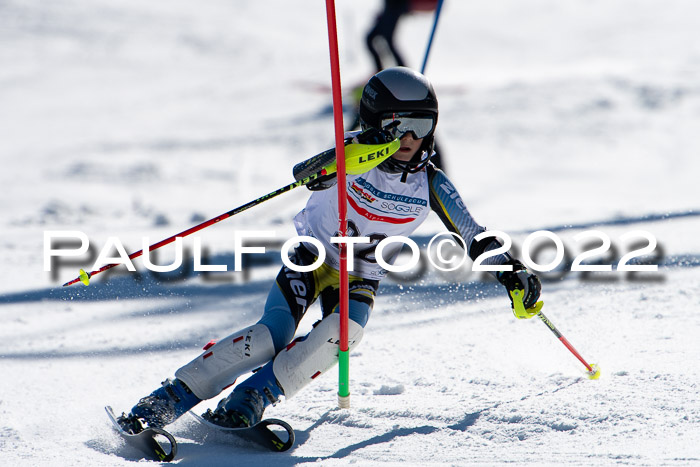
left=496, top=260, right=542, bottom=318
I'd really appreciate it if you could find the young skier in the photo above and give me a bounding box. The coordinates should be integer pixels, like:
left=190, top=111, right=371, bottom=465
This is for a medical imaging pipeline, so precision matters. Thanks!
left=116, top=66, right=542, bottom=434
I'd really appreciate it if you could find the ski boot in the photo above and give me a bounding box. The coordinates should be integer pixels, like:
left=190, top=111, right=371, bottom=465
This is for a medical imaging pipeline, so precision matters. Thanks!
left=202, top=387, right=265, bottom=429
left=122, top=378, right=201, bottom=433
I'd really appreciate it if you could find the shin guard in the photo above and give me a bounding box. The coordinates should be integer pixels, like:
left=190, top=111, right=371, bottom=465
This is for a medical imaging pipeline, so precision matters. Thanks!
left=273, top=314, right=363, bottom=399
left=175, top=323, right=275, bottom=400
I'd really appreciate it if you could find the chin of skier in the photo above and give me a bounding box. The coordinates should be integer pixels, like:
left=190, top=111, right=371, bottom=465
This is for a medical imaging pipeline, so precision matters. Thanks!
left=116, top=66, right=542, bottom=435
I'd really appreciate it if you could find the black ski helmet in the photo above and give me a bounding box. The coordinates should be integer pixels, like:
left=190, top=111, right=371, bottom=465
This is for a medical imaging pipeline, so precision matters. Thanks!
left=359, top=66, right=438, bottom=173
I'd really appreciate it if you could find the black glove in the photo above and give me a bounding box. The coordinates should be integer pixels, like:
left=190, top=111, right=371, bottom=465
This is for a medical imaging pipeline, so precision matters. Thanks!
left=352, top=122, right=400, bottom=145
left=496, top=259, right=542, bottom=317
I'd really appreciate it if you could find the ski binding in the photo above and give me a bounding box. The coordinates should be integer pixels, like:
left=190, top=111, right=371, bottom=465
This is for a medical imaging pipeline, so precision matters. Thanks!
left=105, top=406, right=177, bottom=462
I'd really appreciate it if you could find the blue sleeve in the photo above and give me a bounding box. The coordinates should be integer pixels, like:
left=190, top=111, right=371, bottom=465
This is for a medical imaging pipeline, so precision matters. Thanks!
left=427, top=164, right=511, bottom=266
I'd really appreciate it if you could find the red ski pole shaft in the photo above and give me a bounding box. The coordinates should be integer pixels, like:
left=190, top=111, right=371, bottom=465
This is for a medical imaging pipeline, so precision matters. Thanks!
left=62, top=169, right=327, bottom=287
left=537, top=310, right=594, bottom=372
left=511, top=289, right=599, bottom=378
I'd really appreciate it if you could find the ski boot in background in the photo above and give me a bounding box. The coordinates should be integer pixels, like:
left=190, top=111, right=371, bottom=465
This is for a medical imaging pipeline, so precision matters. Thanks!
left=202, top=386, right=265, bottom=429
left=194, top=384, right=294, bottom=452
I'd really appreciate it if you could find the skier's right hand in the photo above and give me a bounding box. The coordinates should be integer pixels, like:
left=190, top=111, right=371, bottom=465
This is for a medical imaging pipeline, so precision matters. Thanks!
left=351, top=123, right=399, bottom=146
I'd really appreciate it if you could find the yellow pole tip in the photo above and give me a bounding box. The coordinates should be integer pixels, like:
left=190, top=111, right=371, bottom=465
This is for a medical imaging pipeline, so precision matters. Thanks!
left=587, top=363, right=601, bottom=380
left=79, top=269, right=90, bottom=286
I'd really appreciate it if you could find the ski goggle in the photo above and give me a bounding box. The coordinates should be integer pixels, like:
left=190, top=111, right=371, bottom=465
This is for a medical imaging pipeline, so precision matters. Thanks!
left=380, top=112, right=436, bottom=139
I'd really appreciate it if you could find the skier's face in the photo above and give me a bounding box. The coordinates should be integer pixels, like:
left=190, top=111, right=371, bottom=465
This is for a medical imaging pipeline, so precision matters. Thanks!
left=392, top=133, right=423, bottom=162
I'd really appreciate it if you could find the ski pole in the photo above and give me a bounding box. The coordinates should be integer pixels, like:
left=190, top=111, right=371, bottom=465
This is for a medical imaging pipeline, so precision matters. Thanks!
left=420, top=0, right=445, bottom=74
left=511, top=290, right=601, bottom=379
left=63, top=139, right=399, bottom=287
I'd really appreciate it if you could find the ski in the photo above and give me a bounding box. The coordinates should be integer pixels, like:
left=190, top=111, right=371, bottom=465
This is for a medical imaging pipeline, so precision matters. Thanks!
left=105, top=406, right=178, bottom=462
left=191, top=411, right=295, bottom=452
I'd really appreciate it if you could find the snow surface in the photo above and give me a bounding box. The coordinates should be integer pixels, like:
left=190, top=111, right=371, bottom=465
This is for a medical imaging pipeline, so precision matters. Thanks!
left=1, top=0, right=699, bottom=465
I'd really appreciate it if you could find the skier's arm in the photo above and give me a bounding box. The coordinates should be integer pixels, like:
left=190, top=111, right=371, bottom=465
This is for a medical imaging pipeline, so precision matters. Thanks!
left=427, top=165, right=541, bottom=314
left=426, top=164, right=504, bottom=263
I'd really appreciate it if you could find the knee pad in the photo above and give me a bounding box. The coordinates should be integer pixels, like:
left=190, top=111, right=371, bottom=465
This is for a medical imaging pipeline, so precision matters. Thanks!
left=272, top=314, right=363, bottom=399
left=175, top=323, right=275, bottom=400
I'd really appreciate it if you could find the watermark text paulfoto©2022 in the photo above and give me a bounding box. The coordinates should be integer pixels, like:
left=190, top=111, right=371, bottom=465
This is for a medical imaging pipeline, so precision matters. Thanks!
left=44, top=229, right=661, bottom=284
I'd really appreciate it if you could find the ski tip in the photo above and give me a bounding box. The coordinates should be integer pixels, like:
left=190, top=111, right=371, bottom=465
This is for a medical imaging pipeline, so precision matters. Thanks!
left=78, top=269, right=90, bottom=286
left=587, top=363, right=601, bottom=380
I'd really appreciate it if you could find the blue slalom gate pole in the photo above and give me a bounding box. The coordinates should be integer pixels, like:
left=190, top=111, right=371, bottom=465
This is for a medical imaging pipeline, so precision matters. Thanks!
left=420, top=0, right=445, bottom=74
